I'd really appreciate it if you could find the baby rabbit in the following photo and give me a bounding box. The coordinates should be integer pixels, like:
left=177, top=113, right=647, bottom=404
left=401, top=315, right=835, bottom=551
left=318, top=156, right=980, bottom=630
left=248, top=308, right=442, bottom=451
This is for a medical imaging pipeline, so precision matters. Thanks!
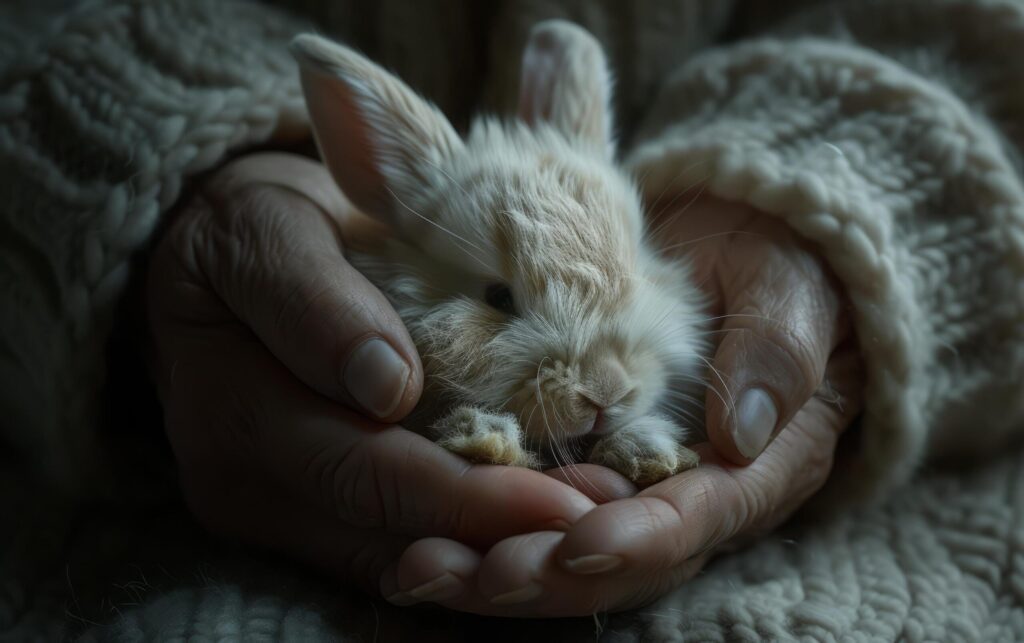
left=290, top=20, right=705, bottom=487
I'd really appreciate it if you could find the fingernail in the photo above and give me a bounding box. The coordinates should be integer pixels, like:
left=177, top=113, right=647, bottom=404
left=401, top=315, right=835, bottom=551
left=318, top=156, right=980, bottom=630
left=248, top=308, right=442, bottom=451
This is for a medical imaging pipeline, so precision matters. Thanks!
left=733, top=388, right=778, bottom=458
left=406, top=573, right=462, bottom=602
left=562, top=554, right=623, bottom=575
left=343, top=337, right=410, bottom=419
left=384, top=591, right=418, bottom=607
left=489, top=582, right=543, bottom=605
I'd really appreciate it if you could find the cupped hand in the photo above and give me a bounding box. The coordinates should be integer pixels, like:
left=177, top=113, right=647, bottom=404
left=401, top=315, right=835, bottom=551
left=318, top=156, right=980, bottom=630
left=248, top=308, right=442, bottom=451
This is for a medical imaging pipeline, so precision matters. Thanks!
left=384, top=195, right=864, bottom=615
left=146, top=151, right=597, bottom=597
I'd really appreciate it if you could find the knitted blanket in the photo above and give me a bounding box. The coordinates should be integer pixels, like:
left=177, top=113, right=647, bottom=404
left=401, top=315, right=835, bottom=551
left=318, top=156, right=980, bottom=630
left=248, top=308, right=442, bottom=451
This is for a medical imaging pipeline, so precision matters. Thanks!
left=2, top=1, right=1024, bottom=640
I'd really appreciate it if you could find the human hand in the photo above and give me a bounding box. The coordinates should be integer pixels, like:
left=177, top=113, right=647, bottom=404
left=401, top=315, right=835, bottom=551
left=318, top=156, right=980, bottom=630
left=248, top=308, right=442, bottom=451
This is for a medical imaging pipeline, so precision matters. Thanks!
left=146, top=151, right=598, bottom=597
left=379, top=195, right=864, bottom=615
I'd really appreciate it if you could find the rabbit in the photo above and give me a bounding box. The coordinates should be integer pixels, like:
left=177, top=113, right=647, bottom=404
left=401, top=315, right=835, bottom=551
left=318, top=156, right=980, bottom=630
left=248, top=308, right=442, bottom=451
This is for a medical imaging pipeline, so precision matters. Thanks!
left=289, top=20, right=707, bottom=487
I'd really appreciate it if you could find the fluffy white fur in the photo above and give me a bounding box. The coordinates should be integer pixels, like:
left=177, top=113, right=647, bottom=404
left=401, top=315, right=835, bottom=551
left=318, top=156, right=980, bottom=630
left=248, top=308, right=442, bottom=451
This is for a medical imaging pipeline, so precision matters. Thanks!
left=291, top=22, right=707, bottom=485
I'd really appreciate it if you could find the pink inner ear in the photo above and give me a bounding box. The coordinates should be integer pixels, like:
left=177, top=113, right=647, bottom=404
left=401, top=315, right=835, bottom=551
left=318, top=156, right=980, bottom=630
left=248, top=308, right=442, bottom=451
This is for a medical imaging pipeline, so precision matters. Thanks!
left=515, top=21, right=613, bottom=156
left=517, top=30, right=563, bottom=127
left=300, top=67, right=394, bottom=220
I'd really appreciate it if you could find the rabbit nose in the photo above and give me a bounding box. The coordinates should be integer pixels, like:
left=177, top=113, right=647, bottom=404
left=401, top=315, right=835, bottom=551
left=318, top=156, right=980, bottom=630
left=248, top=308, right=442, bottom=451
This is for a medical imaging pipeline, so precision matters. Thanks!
left=580, top=388, right=631, bottom=410
left=580, top=358, right=633, bottom=410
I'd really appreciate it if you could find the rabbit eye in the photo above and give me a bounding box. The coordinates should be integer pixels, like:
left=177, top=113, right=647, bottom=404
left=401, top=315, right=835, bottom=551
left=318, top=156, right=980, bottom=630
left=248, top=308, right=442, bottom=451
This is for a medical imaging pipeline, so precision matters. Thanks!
left=484, top=283, right=516, bottom=315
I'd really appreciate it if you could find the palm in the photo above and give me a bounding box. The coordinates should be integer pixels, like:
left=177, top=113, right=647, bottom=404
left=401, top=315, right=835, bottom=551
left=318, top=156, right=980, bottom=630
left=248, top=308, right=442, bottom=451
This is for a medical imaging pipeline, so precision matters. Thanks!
left=383, top=194, right=864, bottom=616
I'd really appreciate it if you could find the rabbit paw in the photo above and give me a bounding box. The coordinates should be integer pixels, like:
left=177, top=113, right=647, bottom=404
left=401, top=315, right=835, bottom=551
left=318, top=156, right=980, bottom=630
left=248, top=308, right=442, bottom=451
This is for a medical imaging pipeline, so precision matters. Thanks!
left=434, top=406, right=539, bottom=468
left=588, top=416, right=699, bottom=487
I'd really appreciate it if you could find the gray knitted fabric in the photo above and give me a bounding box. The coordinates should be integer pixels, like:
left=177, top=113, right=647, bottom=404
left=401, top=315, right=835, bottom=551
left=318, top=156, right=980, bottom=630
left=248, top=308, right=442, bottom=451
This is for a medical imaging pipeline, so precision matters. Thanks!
left=1, top=0, right=1023, bottom=640
left=0, top=0, right=309, bottom=490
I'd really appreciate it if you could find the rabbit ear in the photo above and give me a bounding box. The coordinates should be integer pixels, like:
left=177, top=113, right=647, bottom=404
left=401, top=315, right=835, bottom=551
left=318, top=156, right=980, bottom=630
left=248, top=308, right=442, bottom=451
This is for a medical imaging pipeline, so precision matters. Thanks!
left=290, top=34, right=464, bottom=227
left=517, top=20, right=614, bottom=158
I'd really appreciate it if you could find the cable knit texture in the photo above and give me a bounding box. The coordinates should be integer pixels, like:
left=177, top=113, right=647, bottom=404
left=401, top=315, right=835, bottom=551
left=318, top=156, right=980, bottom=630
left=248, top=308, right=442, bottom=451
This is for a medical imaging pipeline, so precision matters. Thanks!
left=1, top=0, right=1023, bottom=640
left=0, top=0, right=307, bottom=489
left=626, top=29, right=1024, bottom=500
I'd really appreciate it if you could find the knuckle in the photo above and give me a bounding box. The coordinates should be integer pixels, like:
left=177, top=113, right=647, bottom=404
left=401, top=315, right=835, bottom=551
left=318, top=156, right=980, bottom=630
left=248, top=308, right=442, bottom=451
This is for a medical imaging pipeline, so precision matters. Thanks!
left=790, top=424, right=838, bottom=497
left=198, top=180, right=354, bottom=349
left=644, top=485, right=711, bottom=562
left=270, top=274, right=349, bottom=347
left=270, top=277, right=320, bottom=340
left=697, top=471, right=747, bottom=544
left=151, top=192, right=217, bottom=295
left=637, top=496, right=682, bottom=542
left=329, top=445, right=382, bottom=528
left=191, top=181, right=303, bottom=315
left=735, top=303, right=824, bottom=405
left=372, top=433, right=436, bottom=532
left=774, top=325, right=826, bottom=398
left=738, top=468, right=779, bottom=529
left=735, top=286, right=830, bottom=403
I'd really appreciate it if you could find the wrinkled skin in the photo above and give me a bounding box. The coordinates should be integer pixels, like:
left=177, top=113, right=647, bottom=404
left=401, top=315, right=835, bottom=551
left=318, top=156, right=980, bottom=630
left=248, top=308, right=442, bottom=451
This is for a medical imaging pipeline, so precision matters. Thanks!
left=147, top=151, right=862, bottom=616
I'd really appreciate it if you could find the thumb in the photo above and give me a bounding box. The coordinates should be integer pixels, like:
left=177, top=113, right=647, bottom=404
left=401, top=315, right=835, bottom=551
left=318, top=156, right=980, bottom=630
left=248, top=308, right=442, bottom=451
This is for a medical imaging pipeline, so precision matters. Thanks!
left=180, top=152, right=423, bottom=422
left=706, top=251, right=845, bottom=464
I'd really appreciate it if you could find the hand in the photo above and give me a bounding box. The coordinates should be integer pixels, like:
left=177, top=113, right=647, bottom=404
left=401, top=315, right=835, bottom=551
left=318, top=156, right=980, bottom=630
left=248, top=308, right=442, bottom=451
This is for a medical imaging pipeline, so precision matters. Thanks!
left=146, top=152, right=597, bottom=596
left=380, top=195, right=864, bottom=615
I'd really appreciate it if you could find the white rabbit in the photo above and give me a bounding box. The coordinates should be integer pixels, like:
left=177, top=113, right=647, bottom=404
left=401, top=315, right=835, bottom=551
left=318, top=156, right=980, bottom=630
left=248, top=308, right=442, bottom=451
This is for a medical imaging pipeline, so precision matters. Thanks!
left=290, top=20, right=706, bottom=486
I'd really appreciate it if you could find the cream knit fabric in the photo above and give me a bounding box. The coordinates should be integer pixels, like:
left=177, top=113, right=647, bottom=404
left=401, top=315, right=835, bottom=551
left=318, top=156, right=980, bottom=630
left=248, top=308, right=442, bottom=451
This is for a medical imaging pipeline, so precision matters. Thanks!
left=1, top=0, right=1023, bottom=640
left=627, top=9, right=1024, bottom=500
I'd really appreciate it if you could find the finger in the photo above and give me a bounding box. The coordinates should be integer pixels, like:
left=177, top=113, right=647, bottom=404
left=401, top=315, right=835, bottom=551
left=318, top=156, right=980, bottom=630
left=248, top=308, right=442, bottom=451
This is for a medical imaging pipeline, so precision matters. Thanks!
left=555, top=387, right=853, bottom=575
left=707, top=228, right=846, bottom=463
left=161, top=321, right=595, bottom=547
left=176, top=153, right=423, bottom=422
left=478, top=531, right=564, bottom=607
left=379, top=537, right=481, bottom=605
left=542, top=463, right=637, bottom=503
left=414, top=532, right=706, bottom=616
left=431, top=532, right=573, bottom=615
